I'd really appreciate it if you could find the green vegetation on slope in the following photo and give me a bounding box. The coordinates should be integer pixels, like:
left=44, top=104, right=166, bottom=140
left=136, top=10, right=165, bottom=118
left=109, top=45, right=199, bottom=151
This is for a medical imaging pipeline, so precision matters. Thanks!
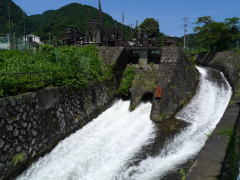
left=0, top=45, right=112, bottom=97
left=26, top=3, right=131, bottom=41
left=118, top=66, right=135, bottom=96
left=0, top=0, right=26, bottom=36
left=0, top=0, right=131, bottom=41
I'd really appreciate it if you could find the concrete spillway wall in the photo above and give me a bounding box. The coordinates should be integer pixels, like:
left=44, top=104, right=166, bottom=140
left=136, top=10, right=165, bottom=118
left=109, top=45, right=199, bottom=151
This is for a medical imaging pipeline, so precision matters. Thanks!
left=186, top=51, right=240, bottom=180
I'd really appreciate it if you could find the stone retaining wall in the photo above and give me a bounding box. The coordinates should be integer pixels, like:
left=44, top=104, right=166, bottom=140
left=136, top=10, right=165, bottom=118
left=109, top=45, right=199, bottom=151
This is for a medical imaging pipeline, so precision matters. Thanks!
left=0, top=82, right=116, bottom=180
left=0, top=47, right=127, bottom=180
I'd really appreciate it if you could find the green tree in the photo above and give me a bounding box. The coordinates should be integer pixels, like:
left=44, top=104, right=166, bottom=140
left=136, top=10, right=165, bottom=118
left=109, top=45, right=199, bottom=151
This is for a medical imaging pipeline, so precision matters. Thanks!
left=139, top=18, right=159, bottom=38
left=194, top=16, right=234, bottom=51
left=225, top=17, right=240, bottom=48
left=0, top=0, right=26, bottom=36
left=195, top=16, right=213, bottom=25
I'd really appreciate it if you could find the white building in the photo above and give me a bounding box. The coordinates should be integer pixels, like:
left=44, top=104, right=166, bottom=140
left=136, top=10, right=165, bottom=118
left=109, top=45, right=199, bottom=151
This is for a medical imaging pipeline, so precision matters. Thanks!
left=0, top=42, right=10, bottom=50
left=0, top=36, right=10, bottom=50
left=23, top=34, right=43, bottom=44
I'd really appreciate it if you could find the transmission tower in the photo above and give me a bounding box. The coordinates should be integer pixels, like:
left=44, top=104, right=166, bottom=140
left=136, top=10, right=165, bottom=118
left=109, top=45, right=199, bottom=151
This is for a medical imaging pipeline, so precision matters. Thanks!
left=121, top=12, right=125, bottom=45
left=183, top=17, right=189, bottom=50
left=98, top=0, right=103, bottom=29
left=136, top=20, right=138, bottom=28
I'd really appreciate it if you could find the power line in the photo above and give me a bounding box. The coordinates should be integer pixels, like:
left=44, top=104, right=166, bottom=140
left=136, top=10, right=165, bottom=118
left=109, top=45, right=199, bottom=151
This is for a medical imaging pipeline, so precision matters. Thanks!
left=159, top=18, right=183, bottom=26
left=162, top=24, right=184, bottom=31
left=8, top=2, right=11, bottom=35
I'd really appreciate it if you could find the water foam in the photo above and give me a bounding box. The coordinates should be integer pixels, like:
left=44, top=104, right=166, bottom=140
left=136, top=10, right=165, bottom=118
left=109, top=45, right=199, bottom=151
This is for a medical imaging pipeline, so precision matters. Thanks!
left=117, top=67, right=232, bottom=180
left=17, top=101, right=155, bottom=180
left=18, top=67, right=232, bottom=180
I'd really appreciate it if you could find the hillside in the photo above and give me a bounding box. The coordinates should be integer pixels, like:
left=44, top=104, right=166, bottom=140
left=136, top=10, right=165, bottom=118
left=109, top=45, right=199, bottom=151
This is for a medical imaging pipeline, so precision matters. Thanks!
left=0, top=0, right=26, bottom=36
left=26, top=3, right=131, bottom=41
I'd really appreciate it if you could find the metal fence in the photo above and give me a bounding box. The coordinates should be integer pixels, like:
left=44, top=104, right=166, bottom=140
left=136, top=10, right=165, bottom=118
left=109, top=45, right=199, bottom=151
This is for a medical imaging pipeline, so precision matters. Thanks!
left=0, top=36, right=33, bottom=50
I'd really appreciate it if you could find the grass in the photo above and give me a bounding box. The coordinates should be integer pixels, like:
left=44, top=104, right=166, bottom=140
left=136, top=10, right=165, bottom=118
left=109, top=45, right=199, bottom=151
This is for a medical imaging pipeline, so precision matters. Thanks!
left=235, top=87, right=240, bottom=98
left=220, top=126, right=240, bottom=179
left=159, top=113, right=170, bottom=121
left=217, top=128, right=234, bottom=139
left=0, top=45, right=113, bottom=97
left=12, top=153, right=26, bottom=165
left=179, top=169, right=186, bottom=180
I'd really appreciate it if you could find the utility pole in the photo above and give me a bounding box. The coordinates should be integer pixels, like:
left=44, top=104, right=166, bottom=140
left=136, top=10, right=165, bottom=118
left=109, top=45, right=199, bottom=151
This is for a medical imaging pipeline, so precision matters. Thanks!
left=98, top=0, right=103, bottom=43
left=183, top=17, right=189, bottom=50
left=122, top=12, right=125, bottom=25
left=8, top=2, right=12, bottom=50
left=23, top=13, right=26, bottom=43
left=156, top=19, right=159, bottom=46
left=114, top=22, right=117, bottom=46
left=48, top=33, right=51, bottom=45
left=122, top=12, right=125, bottom=46
left=136, top=20, right=138, bottom=28
left=98, top=0, right=103, bottom=28
left=8, top=3, right=11, bottom=35
left=130, top=24, right=133, bottom=40
left=135, top=20, right=141, bottom=46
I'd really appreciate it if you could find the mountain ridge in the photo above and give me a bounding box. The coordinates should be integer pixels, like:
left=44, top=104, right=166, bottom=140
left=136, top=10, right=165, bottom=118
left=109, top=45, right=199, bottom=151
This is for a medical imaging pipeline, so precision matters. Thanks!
left=0, top=1, right=130, bottom=41
left=26, top=2, right=130, bottom=41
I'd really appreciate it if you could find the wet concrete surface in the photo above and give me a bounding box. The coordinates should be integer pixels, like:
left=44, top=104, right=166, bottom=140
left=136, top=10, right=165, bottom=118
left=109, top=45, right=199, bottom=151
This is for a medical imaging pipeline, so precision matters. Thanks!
left=186, top=100, right=240, bottom=180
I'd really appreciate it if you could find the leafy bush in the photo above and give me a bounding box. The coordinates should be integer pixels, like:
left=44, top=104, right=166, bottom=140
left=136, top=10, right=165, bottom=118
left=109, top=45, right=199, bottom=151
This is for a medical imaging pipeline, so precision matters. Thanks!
left=118, top=66, right=135, bottom=96
left=0, top=45, right=113, bottom=97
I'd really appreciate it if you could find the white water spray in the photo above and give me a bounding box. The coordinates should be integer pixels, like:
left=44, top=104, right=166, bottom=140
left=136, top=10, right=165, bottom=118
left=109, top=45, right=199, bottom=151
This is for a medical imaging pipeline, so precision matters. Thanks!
left=118, top=67, right=232, bottom=180
left=17, top=66, right=232, bottom=180
left=17, top=101, right=155, bottom=180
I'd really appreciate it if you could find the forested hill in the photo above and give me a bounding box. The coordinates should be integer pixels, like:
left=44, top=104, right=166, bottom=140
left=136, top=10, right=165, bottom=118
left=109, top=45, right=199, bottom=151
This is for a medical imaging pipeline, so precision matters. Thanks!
left=0, top=1, right=130, bottom=41
left=26, top=3, right=130, bottom=41
left=0, top=0, right=26, bottom=36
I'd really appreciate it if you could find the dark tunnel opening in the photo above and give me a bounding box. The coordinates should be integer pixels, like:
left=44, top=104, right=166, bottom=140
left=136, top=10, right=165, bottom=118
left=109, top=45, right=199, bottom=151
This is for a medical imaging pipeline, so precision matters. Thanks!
left=141, top=92, right=153, bottom=103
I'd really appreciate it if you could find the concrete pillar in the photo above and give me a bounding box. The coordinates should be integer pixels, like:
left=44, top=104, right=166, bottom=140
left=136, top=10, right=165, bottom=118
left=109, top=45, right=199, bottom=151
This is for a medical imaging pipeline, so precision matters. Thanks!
left=139, top=50, right=148, bottom=66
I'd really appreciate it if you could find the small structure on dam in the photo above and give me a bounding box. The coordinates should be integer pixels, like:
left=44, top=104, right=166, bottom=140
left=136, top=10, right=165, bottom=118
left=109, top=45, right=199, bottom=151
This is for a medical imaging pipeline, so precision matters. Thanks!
left=126, top=47, right=162, bottom=65
left=127, top=45, right=199, bottom=122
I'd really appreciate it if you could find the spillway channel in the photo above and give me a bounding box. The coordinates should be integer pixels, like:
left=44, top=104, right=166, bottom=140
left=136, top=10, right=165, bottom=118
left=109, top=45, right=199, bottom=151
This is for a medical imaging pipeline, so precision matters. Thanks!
left=17, top=66, right=232, bottom=180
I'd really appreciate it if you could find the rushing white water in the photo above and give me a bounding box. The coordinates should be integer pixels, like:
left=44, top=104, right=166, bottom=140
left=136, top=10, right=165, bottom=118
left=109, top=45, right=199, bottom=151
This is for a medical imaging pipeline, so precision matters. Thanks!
left=17, top=101, right=155, bottom=180
left=117, top=67, right=232, bottom=180
left=17, top=66, right=232, bottom=180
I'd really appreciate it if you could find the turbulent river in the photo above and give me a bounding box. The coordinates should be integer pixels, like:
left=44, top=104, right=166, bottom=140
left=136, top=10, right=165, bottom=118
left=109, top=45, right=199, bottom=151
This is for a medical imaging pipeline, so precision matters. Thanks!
left=17, top=66, right=232, bottom=180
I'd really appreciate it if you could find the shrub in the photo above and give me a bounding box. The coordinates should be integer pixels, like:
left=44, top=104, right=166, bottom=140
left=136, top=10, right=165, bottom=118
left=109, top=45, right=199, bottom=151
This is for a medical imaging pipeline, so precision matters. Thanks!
left=0, top=45, right=113, bottom=97
left=118, top=66, right=135, bottom=96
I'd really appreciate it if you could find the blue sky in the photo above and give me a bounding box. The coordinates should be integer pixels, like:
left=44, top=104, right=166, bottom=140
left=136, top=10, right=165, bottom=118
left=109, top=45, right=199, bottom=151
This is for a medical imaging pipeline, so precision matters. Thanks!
left=13, top=0, right=240, bottom=37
